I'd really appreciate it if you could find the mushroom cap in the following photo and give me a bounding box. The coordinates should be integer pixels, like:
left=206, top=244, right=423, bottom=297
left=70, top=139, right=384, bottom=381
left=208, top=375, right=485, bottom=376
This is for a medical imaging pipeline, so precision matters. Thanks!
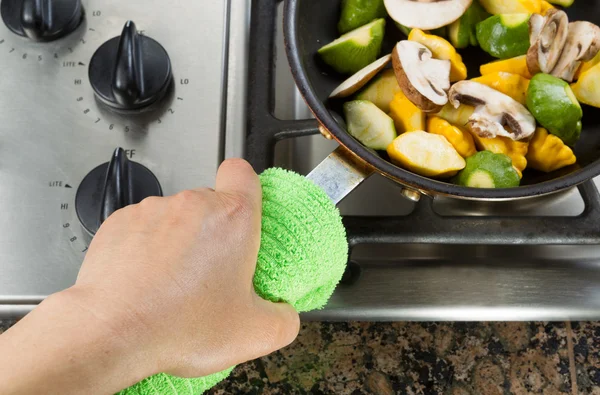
left=329, top=55, right=391, bottom=99
left=449, top=81, right=536, bottom=141
left=392, top=40, right=451, bottom=113
left=384, top=0, right=473, bottom=31
left=526, top=9, right=569, bottom=75
left=551, top=21, right=600, bottom=82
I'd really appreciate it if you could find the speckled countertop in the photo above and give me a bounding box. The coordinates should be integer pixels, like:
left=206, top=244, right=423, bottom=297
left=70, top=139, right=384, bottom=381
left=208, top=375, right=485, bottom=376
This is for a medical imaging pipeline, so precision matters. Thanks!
left=1, top=321, right=598, bottom=394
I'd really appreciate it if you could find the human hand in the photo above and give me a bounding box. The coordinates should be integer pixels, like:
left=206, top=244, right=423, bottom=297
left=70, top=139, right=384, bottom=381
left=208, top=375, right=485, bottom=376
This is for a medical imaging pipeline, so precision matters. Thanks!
left=0, top=159, right=300, bottom=395
left=71, top=158, right=300, bottom=379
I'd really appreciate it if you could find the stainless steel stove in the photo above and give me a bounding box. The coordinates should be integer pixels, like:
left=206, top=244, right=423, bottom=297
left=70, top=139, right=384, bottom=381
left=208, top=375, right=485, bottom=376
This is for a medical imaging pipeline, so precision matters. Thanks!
left=2, top=0, right=600, bottom=321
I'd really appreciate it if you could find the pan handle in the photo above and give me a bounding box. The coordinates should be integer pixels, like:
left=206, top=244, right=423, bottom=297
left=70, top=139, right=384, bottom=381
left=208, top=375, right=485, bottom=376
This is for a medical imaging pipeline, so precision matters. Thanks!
left=306, top=145, right=373, bottom=205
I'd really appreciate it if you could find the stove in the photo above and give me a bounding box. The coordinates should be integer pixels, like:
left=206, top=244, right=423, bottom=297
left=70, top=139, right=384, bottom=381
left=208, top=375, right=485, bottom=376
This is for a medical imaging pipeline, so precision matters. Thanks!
left=2, top=0, right=600, bottom=321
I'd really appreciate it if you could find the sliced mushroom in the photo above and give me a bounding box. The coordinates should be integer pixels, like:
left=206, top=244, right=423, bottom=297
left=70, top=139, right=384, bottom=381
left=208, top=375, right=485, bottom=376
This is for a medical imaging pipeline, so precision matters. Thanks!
left=329, top=55, right=391, bottom=99
left=527, top=9, right=569, bottom=75
left=392, top=40, right=451, bottom=113
left=551, top=21, right=600, bottom=82
left=448, top=81, right=536, bottom=141
left=529, top=13, right=545, bottom=46
left=384, top=0, right=472, bottom=31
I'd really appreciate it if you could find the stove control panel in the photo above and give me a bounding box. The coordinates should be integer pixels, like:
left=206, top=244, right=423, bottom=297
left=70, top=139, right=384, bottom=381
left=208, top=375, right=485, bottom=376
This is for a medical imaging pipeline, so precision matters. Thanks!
left=0, top=0, right=232, bottom=301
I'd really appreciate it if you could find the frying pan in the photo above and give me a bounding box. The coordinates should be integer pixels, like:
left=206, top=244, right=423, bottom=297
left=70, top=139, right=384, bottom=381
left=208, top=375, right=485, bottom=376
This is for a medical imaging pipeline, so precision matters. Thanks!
left=284, top=0, right=600, bottom=201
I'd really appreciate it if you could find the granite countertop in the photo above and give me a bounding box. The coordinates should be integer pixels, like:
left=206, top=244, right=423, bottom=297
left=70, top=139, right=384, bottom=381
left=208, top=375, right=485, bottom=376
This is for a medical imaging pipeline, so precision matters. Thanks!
left=1, top=321, right=598, bottom=394
left=209, top=322, right=599, bottom=395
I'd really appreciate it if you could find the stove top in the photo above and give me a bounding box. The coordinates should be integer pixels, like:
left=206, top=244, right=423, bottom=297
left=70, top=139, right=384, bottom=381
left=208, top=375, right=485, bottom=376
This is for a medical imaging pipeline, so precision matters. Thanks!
left=2, top=0, right=600, bottom=321
left=246, top=0, right=600, bottom=321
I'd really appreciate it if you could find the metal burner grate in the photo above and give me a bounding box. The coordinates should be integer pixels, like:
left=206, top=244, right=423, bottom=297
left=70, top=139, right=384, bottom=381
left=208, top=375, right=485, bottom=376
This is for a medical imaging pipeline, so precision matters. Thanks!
left=246, top=0, right=600, bottom=251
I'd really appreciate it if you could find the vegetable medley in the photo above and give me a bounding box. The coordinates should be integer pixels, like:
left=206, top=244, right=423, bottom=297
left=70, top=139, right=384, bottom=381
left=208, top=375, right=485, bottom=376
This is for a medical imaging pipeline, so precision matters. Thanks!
left=320, top=0, right=597, bottom=189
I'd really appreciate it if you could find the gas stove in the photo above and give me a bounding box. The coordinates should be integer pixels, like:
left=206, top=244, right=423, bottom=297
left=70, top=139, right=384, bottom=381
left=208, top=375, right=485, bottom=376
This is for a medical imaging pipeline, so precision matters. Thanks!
left=2, top=0, right=600, bottom=321
left=249, top=0, right=600, bottom=321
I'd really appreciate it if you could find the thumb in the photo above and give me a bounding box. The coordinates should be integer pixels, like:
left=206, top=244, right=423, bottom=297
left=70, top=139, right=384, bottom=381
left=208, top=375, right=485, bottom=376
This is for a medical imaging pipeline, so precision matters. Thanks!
left=251, top=296, right=300, bottom=356
left=215, top=158, right=261, bottom=211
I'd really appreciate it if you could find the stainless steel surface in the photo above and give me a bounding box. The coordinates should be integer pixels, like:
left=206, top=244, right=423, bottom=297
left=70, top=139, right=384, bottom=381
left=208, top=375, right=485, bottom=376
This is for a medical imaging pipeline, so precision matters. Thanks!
left=400, top=188, right=421, bottom=203
left=271, top=7, right=600, bottom=321
left=306, top=147, right=372, bottom=205
left=0, top=0, right=246, bottom=317
left=224, top=0, right=250, bottom=159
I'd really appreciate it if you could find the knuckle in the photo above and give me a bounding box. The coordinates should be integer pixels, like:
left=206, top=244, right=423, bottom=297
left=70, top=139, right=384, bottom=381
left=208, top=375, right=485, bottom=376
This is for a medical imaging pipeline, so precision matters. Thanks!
left=138, top=196, right=162, bottom=210
left=171, top=189, right=208, bottom=210
left=130, top=196, right=162, bottom=219
left=261, top=310, right=299, bottom=350
left=280, top=309, right=300, bottom=344
left=221, top=193, right=253, bottom=220
left=288, top=311, right=301, bottom=338
left=174, top=189, right=200, bottom=204
left=168, top=189, right=212, bottom=224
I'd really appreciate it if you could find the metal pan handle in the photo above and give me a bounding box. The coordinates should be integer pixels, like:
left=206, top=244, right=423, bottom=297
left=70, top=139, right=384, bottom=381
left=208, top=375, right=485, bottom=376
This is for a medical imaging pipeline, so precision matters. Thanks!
left=306, top=145, right=373, bottom=204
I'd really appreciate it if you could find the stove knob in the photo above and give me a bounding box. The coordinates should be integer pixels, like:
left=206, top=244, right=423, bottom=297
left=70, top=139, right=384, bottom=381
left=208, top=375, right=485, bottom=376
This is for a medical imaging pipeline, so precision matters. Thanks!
left=75, top=148, right=162, bottom=236
left=89, top=21, right=173, bottom=111
left=1, top=0, right=83, bottom=41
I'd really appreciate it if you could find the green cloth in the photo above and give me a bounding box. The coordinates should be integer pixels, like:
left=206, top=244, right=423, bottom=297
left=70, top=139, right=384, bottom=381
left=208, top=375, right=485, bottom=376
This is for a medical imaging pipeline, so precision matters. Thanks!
left=118, top=168, right=348, bottom=394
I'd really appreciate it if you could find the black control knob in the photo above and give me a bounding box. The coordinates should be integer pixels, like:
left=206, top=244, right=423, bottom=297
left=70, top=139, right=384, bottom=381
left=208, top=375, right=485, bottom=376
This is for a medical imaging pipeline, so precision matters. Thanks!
left=1, top=0, right=83, bottom=41
left=89, top=21, right=173, bottom=111
left=76, top=148, right=162, bottom=236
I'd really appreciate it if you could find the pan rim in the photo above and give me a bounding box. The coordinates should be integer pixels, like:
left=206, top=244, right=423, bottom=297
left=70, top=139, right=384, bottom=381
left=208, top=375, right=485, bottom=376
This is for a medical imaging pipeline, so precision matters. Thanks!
left=283, top=0, right=600, bottom=200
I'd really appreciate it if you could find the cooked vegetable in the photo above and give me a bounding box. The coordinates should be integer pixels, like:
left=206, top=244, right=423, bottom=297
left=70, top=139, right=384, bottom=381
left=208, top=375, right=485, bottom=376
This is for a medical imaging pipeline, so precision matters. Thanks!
left=408, top=28, right=468, bottom=82
left=383, top=0, right=473, bottom=31
left=392, top=40, right=451, bottom=112
left=540, top=1, right=555, bottom=14
left=571, top=60, right=600, bottom=108
left=550, top=21, right=600, bottom=82
left=330, top=55, right=391, bottom=99
left=428, top=116, right=477, bottom=158
left=449, top=1, right=491, bottom=49
left=387, top=131, right=466, bottom=177
left=448, top=80, right=536, bottom=141
left=344, top=100, right=398, bottom=150
left=469, top=133, right=529, bottom=178
left=320, top=0, right=589, bottom=188
left=388, top=91, right=426, bottom=134
left=338, top=0, right=388, bottom=34
left=526, top=73, right=582, bottom=145
left=575, top=51, right=600, bottom=80
left=480, top=55, right=532, bottom=79
left=355, top=68, right=401, bottom=113
left=396, top=24, right=449, bottom=40
left=476, top=14, right=532, bottom=59
left=526, top=10, right=569, bottom=75
left=429, top=26, right=448, bottom=39
left=318, top=19, right=386, bottom=75
left=395, top=23, right=410, bottom=36
left=478, top=0, right=541, bottom=14
left=454, top=151, right=521, bottom=188
left=471, top=71, right=530, bottom=105
left=546, top=0, right=573, bottom=7
left=526, top=127, right=576, bottom=172
left=435, top=103, right=475, bottom=128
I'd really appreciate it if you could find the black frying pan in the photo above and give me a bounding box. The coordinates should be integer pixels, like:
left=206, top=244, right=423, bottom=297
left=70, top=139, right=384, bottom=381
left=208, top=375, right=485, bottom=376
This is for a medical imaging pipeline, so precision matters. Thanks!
left=284, top=0, right=600, bottom=200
